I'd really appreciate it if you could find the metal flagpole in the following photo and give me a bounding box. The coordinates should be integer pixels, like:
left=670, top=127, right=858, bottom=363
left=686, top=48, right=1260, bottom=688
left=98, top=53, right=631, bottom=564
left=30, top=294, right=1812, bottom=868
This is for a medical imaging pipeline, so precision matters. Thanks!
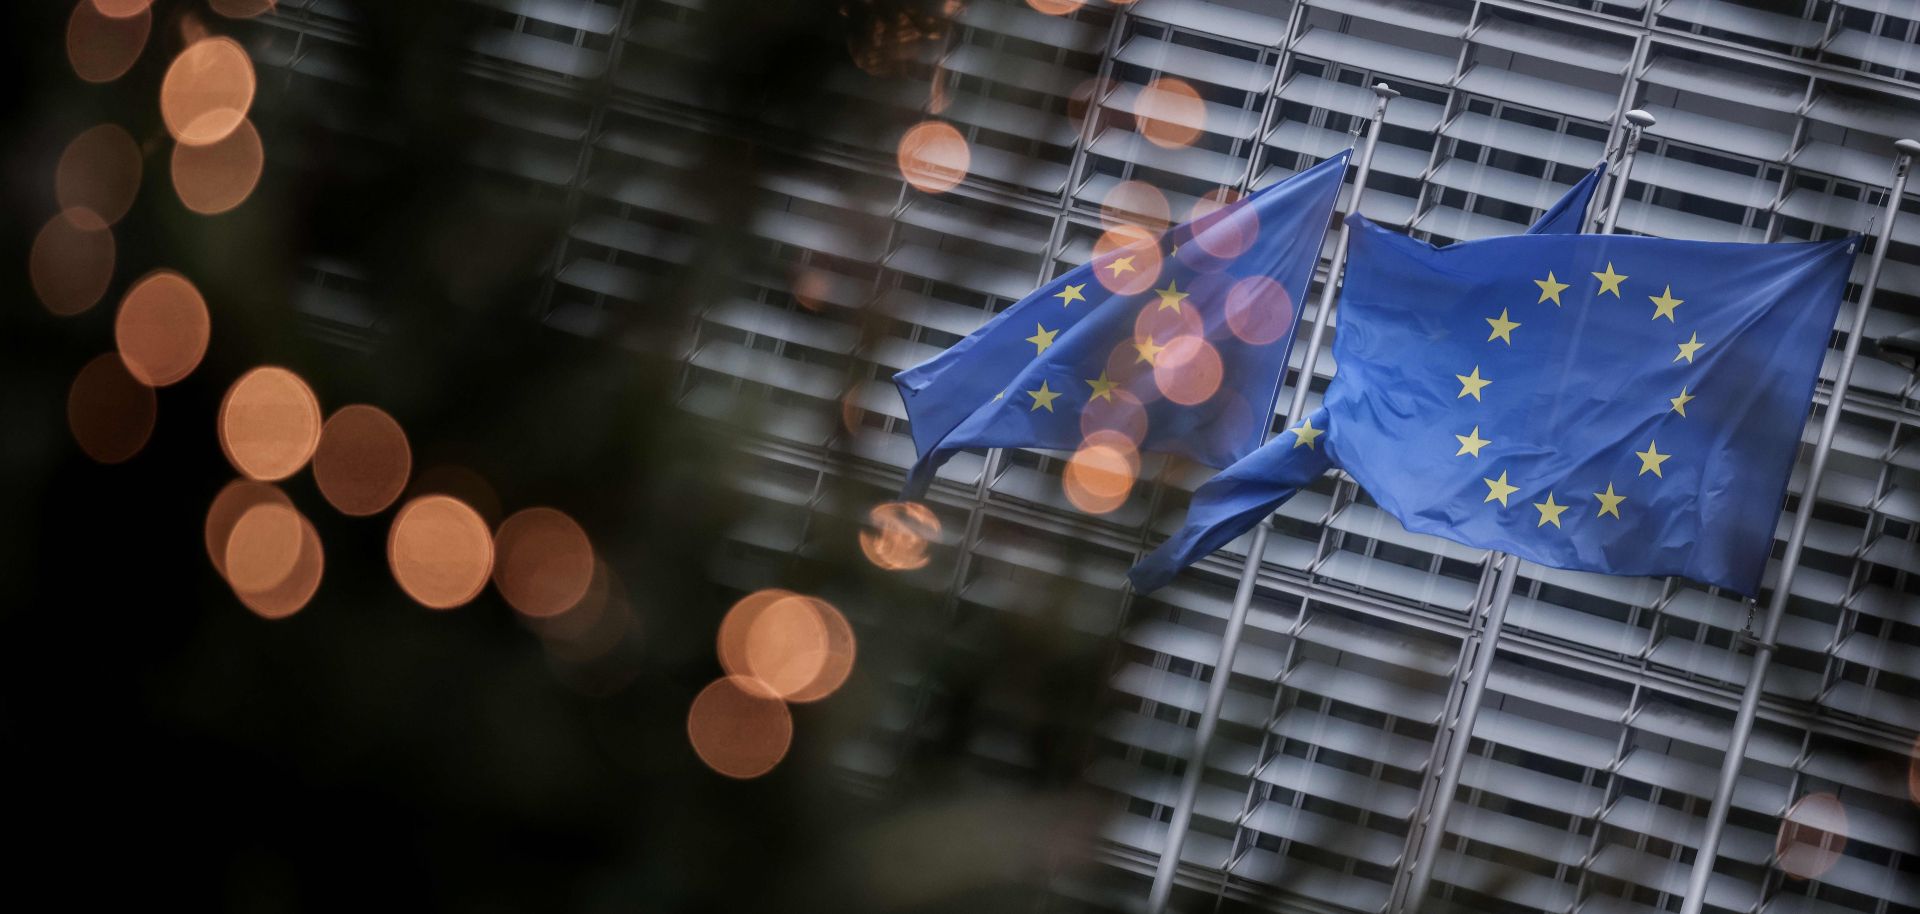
left=1396, top=109, right=1659, bottom=914
left=1600, top=109, right=1657, bottom=234
left=1674, top=136, right=1920, bottom=914
left=1143, top=81, right=1398, bottom=914
left=1398, top=553, right=1520, bottom=908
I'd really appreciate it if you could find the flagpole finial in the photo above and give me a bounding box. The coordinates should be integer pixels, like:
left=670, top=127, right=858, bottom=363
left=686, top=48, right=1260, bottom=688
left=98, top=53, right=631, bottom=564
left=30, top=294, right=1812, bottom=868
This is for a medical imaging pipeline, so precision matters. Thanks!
left=1625, top=108, right=1656, bottom=128
left=1371, top=82, right=1399, bottom=100
left=1895, top=138, right=1920, bottom=159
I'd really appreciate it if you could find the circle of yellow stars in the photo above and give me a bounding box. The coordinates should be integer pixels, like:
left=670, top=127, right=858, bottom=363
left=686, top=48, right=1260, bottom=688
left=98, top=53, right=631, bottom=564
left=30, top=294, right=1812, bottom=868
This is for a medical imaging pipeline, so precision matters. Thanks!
left=1454, top=259, right=1706, bottom=531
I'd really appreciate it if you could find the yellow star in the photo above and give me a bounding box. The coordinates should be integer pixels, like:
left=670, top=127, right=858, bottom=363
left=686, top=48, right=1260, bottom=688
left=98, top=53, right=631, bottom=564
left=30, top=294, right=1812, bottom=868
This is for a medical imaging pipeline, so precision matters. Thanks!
left=1592, top=262, right=1627, bottom=297
left=1106, top=256, right=1136, bottom=277
left=1483, top=470, right=1519, bottom=507
left=1055, top=283, right=1086, bottom=307
left=1535, top=271, right=1569, bottom=306
left=1635, top=440, right=1670, bottom=477
left=1593, top=483, right=1625, bottom=519
left=1027, top=380, right=1061, bottom=412
left=1675, top=332, right=1703, bottom=363
left=1533, top=492, right=1568, bottom=528
left=1454, top=425, right=1490, bottom=457
left=1289, top=417, right=1324, bottom=450
left=1670, top=386, right=1694, bottom=417
left=993, top=391, right=1004, bottom=401
left=1649, top=286, right=1683, bottom=321
left=1026, top=323, right=1058, bottom=355
left=1485, top=308, right=1521, bottom=345
left=1133, top=335, right=1166, bottom=365
left=1086, top=372, right=1118, bottom=403
left=1153, top=280, right=1189, bottom=312
left=1456, top=366, right=1490, bottom=401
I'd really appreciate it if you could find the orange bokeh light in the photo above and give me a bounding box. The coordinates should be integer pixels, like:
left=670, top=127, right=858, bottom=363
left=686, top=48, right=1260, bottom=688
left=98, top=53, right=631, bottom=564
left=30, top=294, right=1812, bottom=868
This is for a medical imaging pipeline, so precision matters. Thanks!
left=1063, top=432, right=1139, bottom=515
left=209, top=0, right=276, bottom=17
left=172, top=117, right=263, bottom=214
left=115, top=270, right=211, bottom=387
left=741, top=597, right=829, bottom=698
left=1135, top=78, right=1205, bottom=149
left=90, top=0, right=152, bottom=16
left=1776, top=792, right=1849, bottom=881
left=492, top=507, right=595, bottom=618
left=1190, top=187, right=1260, bottom=261
left=717, top=590, right=795, bottom=680
left=68, top=353, right=155, bottom=464
left=68, top=0, right=149, bottom=83
left=31, top=209, right=116, bottom=317
left=1153, top=336, right=1224, bottom=406
left=784, top=599, right=854, bottom=704
left=219, top=366, right=322, bottom=481
left=1026, top=0, right=1084, bottom=16
left=1101, top=180, right=1171, bottom=235
left=57, top=124, right=143, bottom=227
left=237, top=509, right=323, bottom=620
left=312, top=405, right=412, bottom=516
left=1092, top=223, right=1162, bottom=296
left=1225, top=275, right=1296, bottom=346
left=790, top=265, right=832, bottom=312
left=388, top=495, right=495, bottom=610
left=160, top=36, right=256, bottom=147
left=1134, top=289, right=1205, bottom=343
left=687, top=676, right=792, bottom=780
left=716, top=592, right=856, bottom=703
left=859, top=502, right=940, bottom=571
left=1080, top=385, right=1149, bottom=445
left=205, top=479, right=291, bottom=578
left=898, top=120, right=969, bottom=194
left=224, top=502, right=303, bottom=594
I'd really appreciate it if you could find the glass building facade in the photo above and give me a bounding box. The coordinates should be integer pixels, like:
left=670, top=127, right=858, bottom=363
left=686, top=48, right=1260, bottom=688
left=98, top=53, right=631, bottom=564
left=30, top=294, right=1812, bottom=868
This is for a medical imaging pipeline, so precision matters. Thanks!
left=248, top=1, right=1918, bottom=912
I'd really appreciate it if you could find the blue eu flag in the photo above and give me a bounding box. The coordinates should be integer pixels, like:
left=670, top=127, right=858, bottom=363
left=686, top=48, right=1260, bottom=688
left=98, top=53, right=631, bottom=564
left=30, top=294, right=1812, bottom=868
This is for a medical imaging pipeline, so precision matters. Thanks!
left=1131, top=216, right=1856, bottom=596
left=894, top=151, right=1350, bottom=496
left=1528, top=161, right=1605, bottom=235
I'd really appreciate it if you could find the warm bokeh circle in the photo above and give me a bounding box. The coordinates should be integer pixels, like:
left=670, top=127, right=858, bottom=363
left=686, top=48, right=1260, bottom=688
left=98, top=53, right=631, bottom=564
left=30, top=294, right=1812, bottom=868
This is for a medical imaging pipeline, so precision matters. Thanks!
left=898, top=120, right=970, bottom=194
left=115, top=271, right=211, bottom=387
left=859, top=502, right=940, bottom=571
left=388, top=495, right=495, bottom=610
left=161, top=37, right=257, bottom=146
left=492, top=508, right=595, bottom=618
left=313, top=405, right=412, bottom=516
left=68, top=353, right=155, bottom=464
left=687, top=676, right=793, bottom=779
left=57, top=124, right=143, bottom=226
left=218, top=366, right=322, bottom=481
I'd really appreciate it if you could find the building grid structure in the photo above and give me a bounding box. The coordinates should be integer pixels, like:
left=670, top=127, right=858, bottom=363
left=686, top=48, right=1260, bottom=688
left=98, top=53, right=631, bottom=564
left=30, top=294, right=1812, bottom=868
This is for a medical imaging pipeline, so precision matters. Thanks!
left=245, top=1, right=1917, bottom=912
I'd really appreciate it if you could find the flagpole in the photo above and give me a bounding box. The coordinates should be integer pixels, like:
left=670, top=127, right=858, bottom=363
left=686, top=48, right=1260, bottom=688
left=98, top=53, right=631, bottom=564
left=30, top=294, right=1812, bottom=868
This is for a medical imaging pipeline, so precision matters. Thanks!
left=1397, top=552, right=1520, bottom=909
left=1674, top=136, right=1919, bottom=914
left=1143, top=81, right=1398, bottom=914
left=1396, top=109, right=1658, bottom=914
left=1599, top=109, right=1657, bottom=234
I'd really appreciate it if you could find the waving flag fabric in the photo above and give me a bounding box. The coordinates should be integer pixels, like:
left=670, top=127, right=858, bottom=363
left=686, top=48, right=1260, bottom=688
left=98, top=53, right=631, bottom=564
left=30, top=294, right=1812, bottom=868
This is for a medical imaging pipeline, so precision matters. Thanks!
left=1129, top=166, right=1609, bottom=593
left=1528, top=161, right=1606, bottom=235
left=1131, top=217, right=1855, bottom=595
left=894, top=151, right=1351, bottom=496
